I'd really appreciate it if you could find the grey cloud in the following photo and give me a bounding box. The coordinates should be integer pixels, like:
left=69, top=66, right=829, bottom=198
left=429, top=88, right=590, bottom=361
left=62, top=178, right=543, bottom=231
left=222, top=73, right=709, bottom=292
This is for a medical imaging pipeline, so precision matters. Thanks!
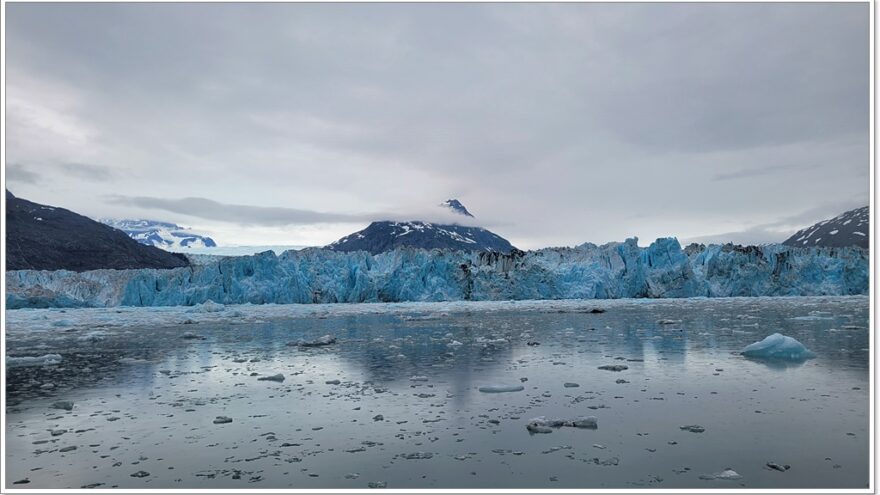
left=685, top=201, right=868, bottom=246
left=6, top=162, right=114, bottom=186
left=712, top=163, right=819, bottom=182
left=4, top=4, right=870, bottom=248
left=6, top=164, right=41, bottom=184
left=58, top=162, right=115, bottom=181
left=105, top=195, right=484, bottom=228
left=106, top=196, right=378, bottom=226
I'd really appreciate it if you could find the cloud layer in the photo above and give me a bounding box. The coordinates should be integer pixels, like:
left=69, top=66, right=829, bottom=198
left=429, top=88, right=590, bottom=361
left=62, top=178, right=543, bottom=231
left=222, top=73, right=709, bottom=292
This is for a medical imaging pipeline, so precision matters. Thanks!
left=5, top=3, right=870, bottom=248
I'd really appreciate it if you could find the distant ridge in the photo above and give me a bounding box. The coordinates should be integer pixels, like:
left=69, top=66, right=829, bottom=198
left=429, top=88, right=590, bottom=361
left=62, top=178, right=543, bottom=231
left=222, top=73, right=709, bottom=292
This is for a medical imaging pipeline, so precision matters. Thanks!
left=782, top=206, right=869, bottom=249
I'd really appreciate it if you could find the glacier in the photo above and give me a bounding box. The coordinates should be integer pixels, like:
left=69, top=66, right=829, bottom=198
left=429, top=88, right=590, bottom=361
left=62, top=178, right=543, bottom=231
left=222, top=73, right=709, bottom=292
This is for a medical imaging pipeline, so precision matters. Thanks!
left=5, top=238, right=868, bottom=309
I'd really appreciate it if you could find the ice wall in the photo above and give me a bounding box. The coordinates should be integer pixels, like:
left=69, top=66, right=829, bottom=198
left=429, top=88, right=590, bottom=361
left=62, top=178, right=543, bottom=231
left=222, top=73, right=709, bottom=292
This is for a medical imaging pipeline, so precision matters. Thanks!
left=6, top=238, right=868, bottom=309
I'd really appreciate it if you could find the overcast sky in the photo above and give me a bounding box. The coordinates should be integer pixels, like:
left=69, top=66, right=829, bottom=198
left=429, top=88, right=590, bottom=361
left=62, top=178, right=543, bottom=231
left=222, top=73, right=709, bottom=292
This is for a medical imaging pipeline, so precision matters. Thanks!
left=5, top=3, right=869, bottom=249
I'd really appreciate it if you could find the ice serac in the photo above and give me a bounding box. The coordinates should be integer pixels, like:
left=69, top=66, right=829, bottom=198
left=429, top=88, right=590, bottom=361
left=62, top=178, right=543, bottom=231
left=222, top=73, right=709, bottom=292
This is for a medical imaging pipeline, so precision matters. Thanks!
left=6, top=238, right=868, bottom=309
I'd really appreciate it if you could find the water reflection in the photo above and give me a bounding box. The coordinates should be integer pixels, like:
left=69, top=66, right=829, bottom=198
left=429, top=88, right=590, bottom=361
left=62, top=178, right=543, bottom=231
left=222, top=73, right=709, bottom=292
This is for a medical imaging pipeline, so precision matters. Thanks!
left=6, top=298, right=870, bottom=403
left=5, top=297, right=869, bottom=490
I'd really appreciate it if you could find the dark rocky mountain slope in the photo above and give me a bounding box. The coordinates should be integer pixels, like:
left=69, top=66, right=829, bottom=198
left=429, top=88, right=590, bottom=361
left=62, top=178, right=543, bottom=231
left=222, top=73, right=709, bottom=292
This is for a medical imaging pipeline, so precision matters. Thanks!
left=326, top=199, right=514, bottom=254
left=782, top=206, right=869, bottom=249
left=6, top=190, right=189, bottom=271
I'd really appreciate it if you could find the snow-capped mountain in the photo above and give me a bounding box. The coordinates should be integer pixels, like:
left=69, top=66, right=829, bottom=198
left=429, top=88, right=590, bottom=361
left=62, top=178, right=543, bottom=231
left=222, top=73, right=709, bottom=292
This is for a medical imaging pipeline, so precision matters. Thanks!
left=441, top=199, right=474, bottom=217
left=782, top=206, right=869, bottom=249
left=5, top=190, right=189, bottom=271
left=326, top=199, right=514, bottom=254
left=99, top=219, right=217, bottom=250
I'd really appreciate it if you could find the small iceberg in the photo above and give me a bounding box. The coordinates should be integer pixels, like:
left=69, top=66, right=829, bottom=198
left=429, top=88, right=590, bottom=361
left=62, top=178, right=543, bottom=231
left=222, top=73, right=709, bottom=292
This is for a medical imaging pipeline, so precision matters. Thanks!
left=526, top=416, right=598, bottom=433
left=741, top=333, right=815, bottom=361
left=699, top=468, right=742, bottom=481
left=294, top=335, right=337, bottom=347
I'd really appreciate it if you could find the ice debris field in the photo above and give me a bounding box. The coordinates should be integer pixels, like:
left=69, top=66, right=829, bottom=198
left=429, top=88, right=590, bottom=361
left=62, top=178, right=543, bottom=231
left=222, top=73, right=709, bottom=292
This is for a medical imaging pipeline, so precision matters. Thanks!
left=6, top=238, right=868, bottom=309
left=4, top=295, right=869, bottom=489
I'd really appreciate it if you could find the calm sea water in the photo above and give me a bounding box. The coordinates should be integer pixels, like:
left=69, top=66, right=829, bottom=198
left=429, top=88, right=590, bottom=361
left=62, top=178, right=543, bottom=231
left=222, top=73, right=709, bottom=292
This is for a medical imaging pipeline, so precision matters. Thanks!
left=5, top=297, right=869, bottom=489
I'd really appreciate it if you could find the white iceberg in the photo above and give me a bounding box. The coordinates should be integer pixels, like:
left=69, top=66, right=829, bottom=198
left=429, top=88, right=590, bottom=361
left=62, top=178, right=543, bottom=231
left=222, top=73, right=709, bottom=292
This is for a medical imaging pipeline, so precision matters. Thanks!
left=741, top=333, right=815, bottom=360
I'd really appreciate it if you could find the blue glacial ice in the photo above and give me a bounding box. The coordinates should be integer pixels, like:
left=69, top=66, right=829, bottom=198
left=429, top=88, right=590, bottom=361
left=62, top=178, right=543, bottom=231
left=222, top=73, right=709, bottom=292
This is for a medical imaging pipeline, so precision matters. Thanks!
left=5, top=237, right=868, bottom=309
left=741, top=333, right=816, bottom=361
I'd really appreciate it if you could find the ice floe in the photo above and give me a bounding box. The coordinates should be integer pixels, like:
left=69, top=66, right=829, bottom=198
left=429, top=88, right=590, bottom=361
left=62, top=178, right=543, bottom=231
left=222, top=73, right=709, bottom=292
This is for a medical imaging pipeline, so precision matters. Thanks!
left=6, top=354, right=63, bottom=368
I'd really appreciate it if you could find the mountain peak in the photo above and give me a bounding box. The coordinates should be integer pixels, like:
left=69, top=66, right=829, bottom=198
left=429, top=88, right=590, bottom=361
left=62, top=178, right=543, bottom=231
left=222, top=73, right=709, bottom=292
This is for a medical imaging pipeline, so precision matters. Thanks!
left=441, top=199, right=474, bottom=218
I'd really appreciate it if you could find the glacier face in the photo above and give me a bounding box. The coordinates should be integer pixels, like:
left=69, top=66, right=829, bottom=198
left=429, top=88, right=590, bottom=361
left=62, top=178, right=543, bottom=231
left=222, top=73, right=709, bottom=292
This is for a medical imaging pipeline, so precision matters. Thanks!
left=6, top=238, right=868, bottom=309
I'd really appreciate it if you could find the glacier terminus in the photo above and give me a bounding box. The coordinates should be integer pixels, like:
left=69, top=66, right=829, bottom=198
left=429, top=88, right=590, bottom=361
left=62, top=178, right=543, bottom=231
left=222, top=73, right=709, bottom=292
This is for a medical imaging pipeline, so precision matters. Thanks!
left=6, top=237, right=867, bottom=309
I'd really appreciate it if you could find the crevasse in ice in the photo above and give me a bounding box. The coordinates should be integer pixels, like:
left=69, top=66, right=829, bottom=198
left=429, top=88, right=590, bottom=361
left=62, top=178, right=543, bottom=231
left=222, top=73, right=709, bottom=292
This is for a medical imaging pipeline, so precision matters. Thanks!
left=5, top=238, right=868, bottom=309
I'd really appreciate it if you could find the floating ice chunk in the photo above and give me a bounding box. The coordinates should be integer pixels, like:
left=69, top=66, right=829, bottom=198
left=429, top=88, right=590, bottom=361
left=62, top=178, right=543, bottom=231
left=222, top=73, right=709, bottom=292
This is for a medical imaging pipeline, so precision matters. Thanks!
left=295, top=335, right=337, bottom=347
left=51, top=400, right=74, bottom=411
left=766, top=462, right=790, bottom=472
left=77, top=330, right=107, bottom=342
left=188, top=300, right=225, bottom=313
left=6, top=354, right=63, bottom=367
left=680, top=425, right=705, bottom=433
left=598, top=365, right=628, bottom=371
left=741, top=333, right=815, bottom=361
left=479, top=385, right=525, bottom=393
left=400, top=452, right=433, bottom=460
left=700, top=468, right=742, bottom=480
left=526, top=415, right=598, bottom=433
left=257, top=374, right=285, bottom=382
left=790, top=311, right=833, bottom=321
